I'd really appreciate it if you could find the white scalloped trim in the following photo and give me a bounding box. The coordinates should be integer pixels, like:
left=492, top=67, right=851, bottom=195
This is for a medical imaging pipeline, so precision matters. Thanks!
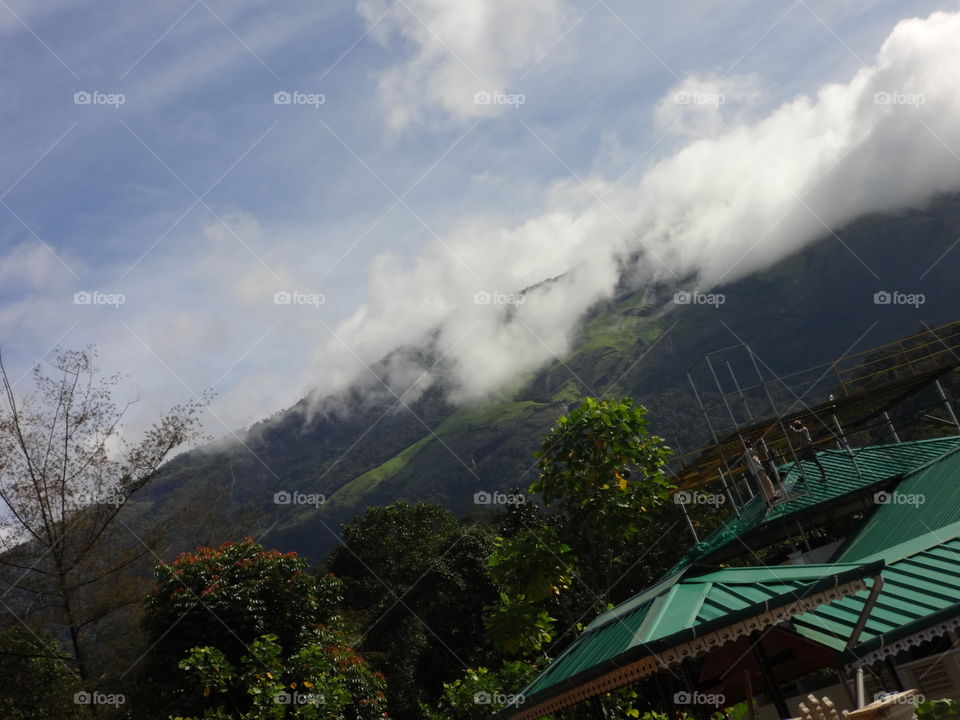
left=510, top=580, right=868, bottom=720
left=848, top=614, right=960, bottom=669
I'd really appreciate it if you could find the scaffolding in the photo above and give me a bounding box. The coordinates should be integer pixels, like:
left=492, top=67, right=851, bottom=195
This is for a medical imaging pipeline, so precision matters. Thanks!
left=669, top=320, right=960, bottom=492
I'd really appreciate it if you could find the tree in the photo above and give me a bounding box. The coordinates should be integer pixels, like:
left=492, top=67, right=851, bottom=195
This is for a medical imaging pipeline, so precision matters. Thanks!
left=421, top=661, right=540, bottom=720
left=172, top=631, right=387, bottom=720
left=0, top=346, right=205, bottom=684
left=0, top=627, right=85, bottom=719
left=532, top=397, right=674, bottom=598
left=486, top=398, right=681, bottom=660
left=324, top=502, right=498, bottom=720
left=141, top=540, right=327, bottom=713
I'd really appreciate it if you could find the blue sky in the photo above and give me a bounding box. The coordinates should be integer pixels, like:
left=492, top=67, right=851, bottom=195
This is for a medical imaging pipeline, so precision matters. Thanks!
left=2, top=0, right=959, bottom=439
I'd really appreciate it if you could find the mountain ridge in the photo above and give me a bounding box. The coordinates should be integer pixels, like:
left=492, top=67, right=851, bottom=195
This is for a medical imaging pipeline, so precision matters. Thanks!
left=147, top=193, right=960, bottom=560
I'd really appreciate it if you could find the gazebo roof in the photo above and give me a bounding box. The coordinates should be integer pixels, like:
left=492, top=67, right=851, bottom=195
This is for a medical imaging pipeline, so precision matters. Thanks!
left=508, top=561, right=883, bottom=720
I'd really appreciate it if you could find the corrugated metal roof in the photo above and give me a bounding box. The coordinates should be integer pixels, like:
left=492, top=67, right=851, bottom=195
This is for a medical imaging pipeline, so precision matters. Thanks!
left=793, top=519, right=960, bottom=658
left=522, top=563, right=878, bottom=700
left=834, top=445, right=960, bottom=561
left=671, top=437, right=960, bottom=571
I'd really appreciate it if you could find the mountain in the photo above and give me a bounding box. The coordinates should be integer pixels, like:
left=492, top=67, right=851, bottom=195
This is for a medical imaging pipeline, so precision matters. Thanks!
left=145, top=193, right=960, bottom=561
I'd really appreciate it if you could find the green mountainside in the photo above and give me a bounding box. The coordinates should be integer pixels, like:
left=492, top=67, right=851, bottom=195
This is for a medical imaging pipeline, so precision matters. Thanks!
left=148, top=194, right=960, bottom=561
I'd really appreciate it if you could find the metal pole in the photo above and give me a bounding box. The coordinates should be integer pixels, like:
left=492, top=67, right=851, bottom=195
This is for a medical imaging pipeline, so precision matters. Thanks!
left=935, top=379, right=960, bottom=435
left=719, top=468, right=741, bottom=516
left=706, top=353, right=740, bottom=430
left=833, top=413, right=862, bottom=479
left=883, top=411, right=901, bottom=443
left=679, top=499, right=700, bottom=543
left=855, top=667, right=865, bottom=708
left=728, top=360, right=755, bottom=422
left=746, top=347, right=791, bottom=496
left=688, top=371, right=722, bottom=445
left=689, top=368, right=746, bottom=503
left=796, top=520, right=812, bottom=553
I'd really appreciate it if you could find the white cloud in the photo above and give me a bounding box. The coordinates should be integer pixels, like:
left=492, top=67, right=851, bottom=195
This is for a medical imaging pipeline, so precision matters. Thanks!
left=653, top=73, right=763, bottom=138
left=357, top=0, right=572, bottom=131
left=309, top=8, right=960, bottom=406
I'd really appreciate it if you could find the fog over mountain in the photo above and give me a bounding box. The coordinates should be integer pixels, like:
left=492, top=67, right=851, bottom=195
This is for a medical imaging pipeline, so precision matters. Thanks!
left=309, top=10, right=960, bottom=409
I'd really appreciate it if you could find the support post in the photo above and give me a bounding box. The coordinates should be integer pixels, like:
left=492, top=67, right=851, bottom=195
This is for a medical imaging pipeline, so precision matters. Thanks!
left=679, top=499, right=700, bottom=543
left=855, top=667, right=865, bottom=709
left=744, top=669, right=757, bottom=720
left=935, top=379, right=960, bottom=435
left=728, top=360, right=754, bottom=422
left=883, top=411, right=900, bottom=443
left=833, top=413, right=862, bottom=479
left=752, top=633, right=791, bottom=720
left=885, top=657, right=904, bottom=692
left=719, top=468, right=741, bottom=516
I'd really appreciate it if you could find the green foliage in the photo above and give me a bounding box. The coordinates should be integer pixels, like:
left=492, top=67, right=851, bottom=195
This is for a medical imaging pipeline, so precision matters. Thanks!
left=421, top=661, right=541, bottom=720
left=484, top=527, right=574, bottom=656
left=487, top=397, right=677, bottom=658
left=0, top=628, right=84, bottom=720
left=325, top=502, right=498, bottom=720
left=172, top=632, right=386, bottom=720
left=532, top=396, right=672, bottom=524
left=144, top=539, right=337, bottom=671
left=917, top=698, right=960, bottom=720
left=487, top=528, right=575, bottom=603
left=141, top=539, right=372, bottom=719
left=484, top=594, right=556, bottom=657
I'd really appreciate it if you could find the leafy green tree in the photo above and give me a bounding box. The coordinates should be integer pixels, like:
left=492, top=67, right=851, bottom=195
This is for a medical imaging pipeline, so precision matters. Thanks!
left=484, top=527, right=574, bottom=657
left=487, top=398, right=680, bottom=659
left=324, top=502, right=498, bottom=720
left=140, top=539, right=380, bottom=719
left=172, top=632, right=386, bottom=720
left=0, top=627, right=84, bottom=720
left=422, top=661, right=541, bottom=720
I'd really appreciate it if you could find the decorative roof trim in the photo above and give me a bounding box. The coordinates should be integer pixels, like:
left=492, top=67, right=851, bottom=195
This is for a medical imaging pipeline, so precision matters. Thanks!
left=508, top=580, right=868, bottom=720
left=847, top=613, right=960, bottom=669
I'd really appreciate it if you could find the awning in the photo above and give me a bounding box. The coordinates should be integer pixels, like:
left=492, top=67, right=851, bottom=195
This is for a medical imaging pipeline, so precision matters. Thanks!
left=506, top=561, right=885, bottom=720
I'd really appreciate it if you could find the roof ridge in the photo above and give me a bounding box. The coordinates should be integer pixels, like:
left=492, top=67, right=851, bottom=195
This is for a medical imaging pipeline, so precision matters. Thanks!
left=855, top=517, right=960, bottom=564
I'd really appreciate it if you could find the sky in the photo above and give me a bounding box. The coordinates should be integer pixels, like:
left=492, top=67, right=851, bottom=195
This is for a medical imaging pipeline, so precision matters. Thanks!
left=2, top=0, right=960, bottom=443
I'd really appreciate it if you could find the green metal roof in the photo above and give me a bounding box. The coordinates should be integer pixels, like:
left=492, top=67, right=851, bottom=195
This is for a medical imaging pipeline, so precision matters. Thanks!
left=833, top=444, right=960, bottom=561
left=792, top=519, right=960, bottom=661
left=671, top=437, right=960, bottom=572
left=519, top=562, right=882, bottom=705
